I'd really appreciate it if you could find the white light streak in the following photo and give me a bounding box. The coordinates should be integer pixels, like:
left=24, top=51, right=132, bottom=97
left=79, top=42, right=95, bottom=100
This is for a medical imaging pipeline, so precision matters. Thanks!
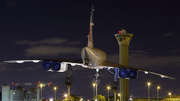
left=145, top=71, right=148, bottom=74
left=32, top=60, right=41, bottom=63
left=161, top=75, right=165, bottom=78
left=16, top=61, right=24, bottom=63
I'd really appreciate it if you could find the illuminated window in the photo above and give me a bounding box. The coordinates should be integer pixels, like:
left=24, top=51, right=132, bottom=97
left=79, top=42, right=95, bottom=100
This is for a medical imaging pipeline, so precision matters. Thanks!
left=118, top=37, right=130, bottom=42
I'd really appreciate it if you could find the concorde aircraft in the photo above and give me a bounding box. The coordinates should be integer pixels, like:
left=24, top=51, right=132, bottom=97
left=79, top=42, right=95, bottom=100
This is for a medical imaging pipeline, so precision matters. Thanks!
left=4, top=6, right=176, bottom=80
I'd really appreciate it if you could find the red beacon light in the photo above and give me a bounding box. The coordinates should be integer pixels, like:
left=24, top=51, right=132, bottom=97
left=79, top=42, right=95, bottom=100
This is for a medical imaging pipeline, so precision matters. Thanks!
left=118, top=31, right=121, bottom=34
left=12, top=82, right=14, bottom=85
left=49, top=82, right=52, bottom=86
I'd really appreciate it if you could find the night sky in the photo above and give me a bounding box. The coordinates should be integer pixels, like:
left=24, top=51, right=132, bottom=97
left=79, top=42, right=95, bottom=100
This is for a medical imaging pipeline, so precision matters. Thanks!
left=0, top=0, right=180, bottom=100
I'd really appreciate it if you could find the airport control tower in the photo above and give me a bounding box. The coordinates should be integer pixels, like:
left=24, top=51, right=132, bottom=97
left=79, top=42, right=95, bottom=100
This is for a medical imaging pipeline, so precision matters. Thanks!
left=115, top=29, right=133, bottom=101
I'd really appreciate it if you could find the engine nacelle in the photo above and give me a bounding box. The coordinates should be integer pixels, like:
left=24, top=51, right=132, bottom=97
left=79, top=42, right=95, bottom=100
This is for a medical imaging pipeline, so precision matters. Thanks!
left=128, top=69, right=138, bottom=79
left=42, top=61, right=68, bottom=72
left=58, top=62, right=68, bottom=72
left=42, top=61, right=52, bottom=70
left=119, top=69, right=138, bottom=79
left=119, top=69, right=128, bottom=78
left=52, top=62, right=60, bottom=71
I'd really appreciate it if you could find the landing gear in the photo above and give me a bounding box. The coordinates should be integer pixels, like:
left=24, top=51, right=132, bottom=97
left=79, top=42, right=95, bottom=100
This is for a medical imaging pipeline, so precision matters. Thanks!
left=65, top=76, right=73, bottom=86
left=92, top=69, right=100, bottom=101
left=111, top=81, right=118, bottom=91
left=111, top=68, right=119, bottom=101
left=65, top=65, right=73, bottom=101
left=84, top=58, right=89, bottom=65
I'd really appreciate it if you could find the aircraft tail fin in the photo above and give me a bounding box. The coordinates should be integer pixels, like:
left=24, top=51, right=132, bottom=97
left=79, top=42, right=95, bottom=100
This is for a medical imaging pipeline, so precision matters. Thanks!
left=87, top=5, right=94, bottom=48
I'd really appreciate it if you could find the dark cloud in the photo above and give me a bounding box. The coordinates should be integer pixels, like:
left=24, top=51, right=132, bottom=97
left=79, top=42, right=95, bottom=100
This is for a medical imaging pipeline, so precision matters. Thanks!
left=16, top=38, right=82, bottom=56
left=25, top=45, right=81, bottom=56
left=66, top=41, right=81, bottom=45
left=16, top=38, right=68, bottom=45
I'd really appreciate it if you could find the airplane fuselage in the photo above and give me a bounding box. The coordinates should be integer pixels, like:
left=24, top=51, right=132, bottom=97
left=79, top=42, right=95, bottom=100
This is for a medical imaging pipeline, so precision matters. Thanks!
left=81, top=46, right=107, bottom=69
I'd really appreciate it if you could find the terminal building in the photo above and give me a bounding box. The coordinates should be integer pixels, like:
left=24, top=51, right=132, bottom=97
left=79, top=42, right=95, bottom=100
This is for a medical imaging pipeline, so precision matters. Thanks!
left=163, top=95, right=180, bottom=101
left=1, top=84, right=180, bottom=101
left=1, top=84, right=40, bottom=101
left=132, top=95, right=180, bottom=101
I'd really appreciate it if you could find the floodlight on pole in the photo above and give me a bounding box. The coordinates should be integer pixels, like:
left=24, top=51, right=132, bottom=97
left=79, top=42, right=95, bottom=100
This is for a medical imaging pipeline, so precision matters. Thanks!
left=118, top=93, right=121, bottom=101
left=64, top=94, right=67, bottom=98
left=54, top=87, right=57, bottom=101
left=93, top=83, right=96, bottom=98
left=169, top=92, right=171, bottom=99
left=147, top=82, right=151, bottom=101
left=40, top=84, right=43, bottom=101
left=107, top=86, right=110, bottom=101
left=157, top=86, right=160, bottom=101
left=64, top=93, right=67, bottom=101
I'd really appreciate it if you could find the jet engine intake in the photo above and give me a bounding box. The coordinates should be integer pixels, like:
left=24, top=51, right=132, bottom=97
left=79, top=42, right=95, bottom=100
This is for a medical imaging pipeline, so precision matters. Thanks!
left=118, top=68, right=138, bottom=79
left=119, top=69, right=128, bottom=78
left=42, top=61, right=68, bottom=72
left=128, top=69, right=138, bottom=79
left=42, top=61, right=52, bottom=70
left=52, top=62, right=60, bottom=71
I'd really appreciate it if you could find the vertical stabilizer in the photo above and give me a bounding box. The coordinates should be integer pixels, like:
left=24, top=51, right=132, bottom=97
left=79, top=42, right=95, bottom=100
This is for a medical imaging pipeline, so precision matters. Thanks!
left=88, top=5, right=94, bottom=48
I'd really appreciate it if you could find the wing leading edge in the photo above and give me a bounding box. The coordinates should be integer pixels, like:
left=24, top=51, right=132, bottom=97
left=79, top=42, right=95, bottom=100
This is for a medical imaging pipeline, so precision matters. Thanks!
left=98, top=60, right=176, bottom=80
left=4, top=59, right=82, bottom=64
